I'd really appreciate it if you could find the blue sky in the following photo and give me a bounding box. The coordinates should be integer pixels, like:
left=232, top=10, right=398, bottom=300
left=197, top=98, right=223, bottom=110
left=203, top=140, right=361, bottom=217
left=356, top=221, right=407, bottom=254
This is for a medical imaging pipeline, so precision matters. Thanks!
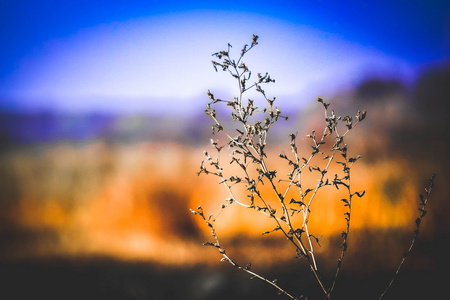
left=0, top=0, right=448, bottom=113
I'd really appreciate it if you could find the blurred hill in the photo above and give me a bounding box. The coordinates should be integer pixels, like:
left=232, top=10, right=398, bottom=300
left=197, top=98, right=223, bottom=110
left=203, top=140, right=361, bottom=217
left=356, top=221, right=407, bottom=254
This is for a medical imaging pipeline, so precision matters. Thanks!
left=0, top=111, right=210, bottom=148
left=1, top=61, right=448, bottom=149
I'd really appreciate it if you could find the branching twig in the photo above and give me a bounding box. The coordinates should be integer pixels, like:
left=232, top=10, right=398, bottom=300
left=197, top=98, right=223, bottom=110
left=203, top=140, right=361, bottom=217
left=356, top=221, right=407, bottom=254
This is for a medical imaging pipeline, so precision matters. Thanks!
left=195, top=35, right=367, bottom=299
left=378, top=174, right=436, bottom=300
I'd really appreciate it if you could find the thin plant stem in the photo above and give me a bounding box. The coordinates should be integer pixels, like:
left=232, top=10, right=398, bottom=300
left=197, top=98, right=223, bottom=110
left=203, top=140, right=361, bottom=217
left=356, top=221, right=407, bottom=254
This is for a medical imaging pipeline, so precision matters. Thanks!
left=378, top=174, right=436, bottom=300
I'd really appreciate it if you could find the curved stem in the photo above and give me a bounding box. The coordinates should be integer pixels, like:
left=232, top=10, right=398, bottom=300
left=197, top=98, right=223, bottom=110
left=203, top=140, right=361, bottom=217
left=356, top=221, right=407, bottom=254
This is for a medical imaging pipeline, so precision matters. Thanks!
left=378, top=174, right=435, bottom=300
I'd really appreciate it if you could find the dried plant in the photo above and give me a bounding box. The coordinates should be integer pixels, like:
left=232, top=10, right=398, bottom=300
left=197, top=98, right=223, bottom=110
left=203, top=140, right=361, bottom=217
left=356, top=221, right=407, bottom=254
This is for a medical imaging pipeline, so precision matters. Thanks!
left=191, top=35, right=435, bottom=300
left=378, top=173, right=435, bottom=300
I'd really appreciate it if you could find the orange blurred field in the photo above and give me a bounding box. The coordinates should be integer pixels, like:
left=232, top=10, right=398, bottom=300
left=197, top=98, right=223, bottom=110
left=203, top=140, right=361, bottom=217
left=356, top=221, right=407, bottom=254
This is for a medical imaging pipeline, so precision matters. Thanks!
left=0, top=111, right=446, bottom=273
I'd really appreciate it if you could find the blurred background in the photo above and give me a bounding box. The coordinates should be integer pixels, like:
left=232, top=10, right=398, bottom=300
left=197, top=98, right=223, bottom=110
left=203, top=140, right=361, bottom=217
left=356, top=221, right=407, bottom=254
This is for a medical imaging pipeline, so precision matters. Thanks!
left=0, top=1, right=449, bottom=299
